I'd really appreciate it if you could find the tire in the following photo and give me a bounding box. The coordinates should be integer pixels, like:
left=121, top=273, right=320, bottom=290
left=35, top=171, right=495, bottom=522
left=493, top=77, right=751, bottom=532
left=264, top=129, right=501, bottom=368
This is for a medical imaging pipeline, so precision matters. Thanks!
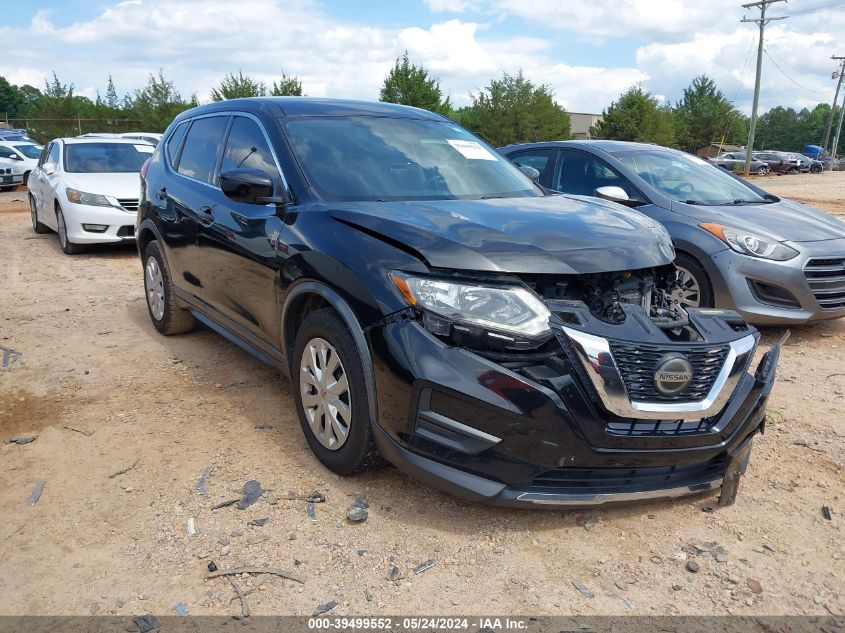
left=671, top=253, right=715, bottom=309
left=30, top=195, right=49, bottom=234
left=56, top=205, right=85, bottom=255
left=756, top=166, right=769, bottom=176
left=23, top=171, right=31, bottom=186
left=143, top=240, right=195, bottom=335
left=811, top=164, right=822, bottom=174
left=292, top=308, right=381, bottom=475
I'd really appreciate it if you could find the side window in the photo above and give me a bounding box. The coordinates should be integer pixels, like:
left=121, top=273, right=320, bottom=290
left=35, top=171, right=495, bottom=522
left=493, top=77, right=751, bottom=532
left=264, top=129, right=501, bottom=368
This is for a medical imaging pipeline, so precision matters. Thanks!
left=177, top=116, right=229, bottom=184
left=46, top=143, right=60, bottom=167
left=166, top=122, right=189, bottom=166
left=553, top=150, right=640, bottom=200
left=507, top=149, right=553, bottom=182
left=38, top=143, right=51, bottom=165
left=0, top=147, right=16, bottom=159
left=220, top=117, right=281, bottom=186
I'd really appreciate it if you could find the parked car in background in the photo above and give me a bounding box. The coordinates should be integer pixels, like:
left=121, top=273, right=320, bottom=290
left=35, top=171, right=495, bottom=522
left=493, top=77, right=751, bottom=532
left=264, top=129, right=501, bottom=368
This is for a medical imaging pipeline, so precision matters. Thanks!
left=0, top=141, right=44, bottom=185
left=119, top=132, right=162, bottom=146
left=136, top=98, right=784, bottom=507
left=711, top=152, right=769, bottom=175
left=27, top=137, right=154, bottom=254
left=752, top=151, right=797, bottom=174
left=781, top=152, right=823, bottom=173
left=500, top=140, right=845, bottom=325
left=0, top=128, right=36, bottom=143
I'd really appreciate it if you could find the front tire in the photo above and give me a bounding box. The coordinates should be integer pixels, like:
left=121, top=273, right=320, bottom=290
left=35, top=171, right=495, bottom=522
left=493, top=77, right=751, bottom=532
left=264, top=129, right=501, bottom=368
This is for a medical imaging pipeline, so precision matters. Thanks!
left=56, top=205, right=85, bottom=254
left=143, top=240, right=195, bottom=335
left=30, top=195, right=49, bottom=234
left=671, top=253, right=715, bottom=309
left=292, top=308, right=381, bottom=475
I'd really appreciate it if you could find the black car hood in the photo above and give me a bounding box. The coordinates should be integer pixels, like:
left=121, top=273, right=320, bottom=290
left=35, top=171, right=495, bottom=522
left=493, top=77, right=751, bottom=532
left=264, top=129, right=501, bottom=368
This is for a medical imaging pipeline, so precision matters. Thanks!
left=328, top=194, right=675, bottom=275
left=671, top=198, right=845, bottom=243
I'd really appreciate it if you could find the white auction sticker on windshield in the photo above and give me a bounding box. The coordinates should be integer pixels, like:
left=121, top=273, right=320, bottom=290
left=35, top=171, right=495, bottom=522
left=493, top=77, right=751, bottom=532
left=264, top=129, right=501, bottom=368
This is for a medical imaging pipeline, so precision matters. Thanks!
left=446, top=139, right=497, bottom=160
left=134, top=144, right=155, bottom=153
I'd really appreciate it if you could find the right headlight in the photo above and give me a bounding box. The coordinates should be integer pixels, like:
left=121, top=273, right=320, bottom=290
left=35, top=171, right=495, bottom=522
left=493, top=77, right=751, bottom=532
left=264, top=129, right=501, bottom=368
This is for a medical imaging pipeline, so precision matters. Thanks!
left=389, top=272, right=552, bottom=339
left=65, top=187, right=112, bottom=207
left=700, top=223, right=799, bottom=261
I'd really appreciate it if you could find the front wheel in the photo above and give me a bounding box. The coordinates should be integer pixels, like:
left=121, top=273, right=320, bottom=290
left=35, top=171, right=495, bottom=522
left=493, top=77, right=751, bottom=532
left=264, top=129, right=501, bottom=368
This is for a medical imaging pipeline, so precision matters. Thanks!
left=670, top=254, right=714, bottom=310
left=755, top=166, right=769, bottom=176
left=56, top=206, right=85, bottom=254
left=292, top=308, right=381, bottom=475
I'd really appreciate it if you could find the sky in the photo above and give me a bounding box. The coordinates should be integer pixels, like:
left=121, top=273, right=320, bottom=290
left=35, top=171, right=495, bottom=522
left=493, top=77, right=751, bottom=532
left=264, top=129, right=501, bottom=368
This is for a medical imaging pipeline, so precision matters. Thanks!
left=2, top=0, right=844, bottom=115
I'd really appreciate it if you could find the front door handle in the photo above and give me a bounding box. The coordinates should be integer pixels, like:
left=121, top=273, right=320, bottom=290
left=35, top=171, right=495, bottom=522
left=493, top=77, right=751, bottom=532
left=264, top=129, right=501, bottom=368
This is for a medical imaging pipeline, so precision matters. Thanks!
left=197, top=206, right=215, bottom=225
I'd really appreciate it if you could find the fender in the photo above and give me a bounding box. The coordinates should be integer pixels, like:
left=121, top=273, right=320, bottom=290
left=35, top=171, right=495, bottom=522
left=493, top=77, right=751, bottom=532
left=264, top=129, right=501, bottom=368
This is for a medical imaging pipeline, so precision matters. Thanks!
left=281, top=280, right=378, bottom=425
left=136, top=217, right=165, bottom=259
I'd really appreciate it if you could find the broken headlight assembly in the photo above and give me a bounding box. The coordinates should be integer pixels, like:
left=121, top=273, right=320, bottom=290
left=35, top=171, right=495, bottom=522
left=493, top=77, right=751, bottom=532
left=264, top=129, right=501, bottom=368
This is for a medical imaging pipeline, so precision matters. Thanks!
left=389, top=272, right=552, bottom=350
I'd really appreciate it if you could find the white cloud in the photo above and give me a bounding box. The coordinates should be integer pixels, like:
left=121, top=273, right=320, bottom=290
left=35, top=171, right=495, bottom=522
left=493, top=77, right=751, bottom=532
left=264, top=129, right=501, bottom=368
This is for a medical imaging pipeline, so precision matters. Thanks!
left=423, top=0, right=483, bottom=12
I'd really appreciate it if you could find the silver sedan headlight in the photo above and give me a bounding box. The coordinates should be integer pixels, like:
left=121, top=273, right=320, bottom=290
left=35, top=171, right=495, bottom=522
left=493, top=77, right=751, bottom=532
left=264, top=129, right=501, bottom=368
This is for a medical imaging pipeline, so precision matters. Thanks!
left=700, top=223, right=799, bottom=261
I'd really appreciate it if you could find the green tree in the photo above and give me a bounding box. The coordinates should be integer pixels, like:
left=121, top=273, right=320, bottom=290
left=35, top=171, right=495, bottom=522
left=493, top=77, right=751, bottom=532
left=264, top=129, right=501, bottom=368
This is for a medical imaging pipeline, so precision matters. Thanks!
left=133, top=70, right=194, bottom=131
left=0, top=76, right=25, bottom=116
left=379, top=51, right=451, bottom=114
left=211, top=70, right=266, bottom=101
left=461, top=71, right=570, bottom=146
left=270, top=71, right=304, bottom=96
left=105, top=75, right=120, bottom=109
left=591, top=85, right=675, bottom=147
left=674, top=75, right=745, bottom=152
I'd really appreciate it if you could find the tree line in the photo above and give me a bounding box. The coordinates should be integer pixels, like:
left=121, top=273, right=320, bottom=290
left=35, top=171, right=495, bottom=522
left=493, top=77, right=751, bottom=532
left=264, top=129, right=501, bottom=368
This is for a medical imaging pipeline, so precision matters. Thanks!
left=0, top=54, right=841, bottom=155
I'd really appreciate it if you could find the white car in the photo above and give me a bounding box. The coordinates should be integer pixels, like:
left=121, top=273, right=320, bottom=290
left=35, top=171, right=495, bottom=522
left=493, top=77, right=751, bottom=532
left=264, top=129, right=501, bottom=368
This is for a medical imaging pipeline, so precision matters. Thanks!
left=27, top=137, right=154, bottom=254
left=0, top=141, right=44, bottom=187
left=119, top=132, right=162, bottom=146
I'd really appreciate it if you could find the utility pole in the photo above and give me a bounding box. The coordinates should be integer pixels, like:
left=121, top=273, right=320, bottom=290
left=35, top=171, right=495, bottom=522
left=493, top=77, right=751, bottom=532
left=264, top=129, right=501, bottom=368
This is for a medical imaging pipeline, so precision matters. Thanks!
left=822, top=56, right=845, bottom=154
left=831, top=94, right=845, bottom=171
left=741, top=0, right=787, bottom=176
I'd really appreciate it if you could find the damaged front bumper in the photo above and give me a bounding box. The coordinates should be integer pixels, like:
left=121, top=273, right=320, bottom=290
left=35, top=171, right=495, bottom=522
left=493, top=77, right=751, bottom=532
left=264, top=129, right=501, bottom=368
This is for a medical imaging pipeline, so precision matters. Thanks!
left=367, top=307, right=786, bottom=509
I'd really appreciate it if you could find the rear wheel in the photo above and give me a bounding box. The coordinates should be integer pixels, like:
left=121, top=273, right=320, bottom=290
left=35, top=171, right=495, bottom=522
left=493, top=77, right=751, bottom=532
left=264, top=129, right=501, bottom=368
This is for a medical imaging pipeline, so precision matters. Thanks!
left=56, top=205, right=85, bottom=255
left=292, top=308, right=381, bottom=475
left=756, top=165, right=769, bottom=176
left=143, top=240, right=195, bottom=335
left=30, top=195, right=49, bottom=234
left=670, top=253, right=714, bottom=309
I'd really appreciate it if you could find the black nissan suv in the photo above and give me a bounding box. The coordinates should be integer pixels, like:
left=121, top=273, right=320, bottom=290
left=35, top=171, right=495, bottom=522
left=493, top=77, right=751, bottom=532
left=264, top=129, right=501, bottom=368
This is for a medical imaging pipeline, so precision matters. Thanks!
left=137, top=98, right=784, bottom=508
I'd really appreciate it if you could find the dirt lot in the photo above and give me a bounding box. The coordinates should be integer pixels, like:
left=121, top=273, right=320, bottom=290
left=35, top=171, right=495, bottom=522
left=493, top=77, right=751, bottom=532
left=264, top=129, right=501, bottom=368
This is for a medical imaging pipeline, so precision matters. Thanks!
left=0, top=173, right=843, bottom=618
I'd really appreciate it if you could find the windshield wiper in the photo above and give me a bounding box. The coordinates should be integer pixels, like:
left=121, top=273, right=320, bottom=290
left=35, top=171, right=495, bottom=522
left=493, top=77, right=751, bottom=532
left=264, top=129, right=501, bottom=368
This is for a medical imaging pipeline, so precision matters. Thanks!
left=478, top=194, right=506, bottom=200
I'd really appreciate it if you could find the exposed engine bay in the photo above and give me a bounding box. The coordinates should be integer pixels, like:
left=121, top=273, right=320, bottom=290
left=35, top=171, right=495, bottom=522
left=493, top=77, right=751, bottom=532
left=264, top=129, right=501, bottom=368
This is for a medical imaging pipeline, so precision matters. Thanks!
left=525, top=264, right=695, bottom=339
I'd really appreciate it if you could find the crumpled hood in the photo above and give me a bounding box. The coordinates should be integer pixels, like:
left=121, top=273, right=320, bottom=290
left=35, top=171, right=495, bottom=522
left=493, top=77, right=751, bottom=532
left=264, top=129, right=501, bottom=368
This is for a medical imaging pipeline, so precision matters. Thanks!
left=329, top=194, right=675, bottom=274
left=671, top=198, right=845, bottom=243
left=62, top=172, right=142, bottom=201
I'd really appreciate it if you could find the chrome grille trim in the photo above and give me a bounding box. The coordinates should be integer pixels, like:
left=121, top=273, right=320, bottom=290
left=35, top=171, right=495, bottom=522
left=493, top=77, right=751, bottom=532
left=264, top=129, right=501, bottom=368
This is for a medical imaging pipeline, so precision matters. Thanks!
left=117, top=198, right=139, bottom=212
left=804, top=256, right=845, bottom=310
left=561, top=326, right=757, bottom=421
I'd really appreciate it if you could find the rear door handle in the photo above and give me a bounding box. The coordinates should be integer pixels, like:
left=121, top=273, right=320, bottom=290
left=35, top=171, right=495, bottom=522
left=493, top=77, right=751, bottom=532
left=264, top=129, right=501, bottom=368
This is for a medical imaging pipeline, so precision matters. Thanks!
left=197, top=206, right=215, bottom=225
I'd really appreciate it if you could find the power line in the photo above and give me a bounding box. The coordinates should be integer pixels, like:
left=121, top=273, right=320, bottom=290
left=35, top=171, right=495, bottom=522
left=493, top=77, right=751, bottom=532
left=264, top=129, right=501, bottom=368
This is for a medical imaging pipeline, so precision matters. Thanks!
left=763, top=48, right=829, bottom=95
left=787, top=0, right=842, bottom=17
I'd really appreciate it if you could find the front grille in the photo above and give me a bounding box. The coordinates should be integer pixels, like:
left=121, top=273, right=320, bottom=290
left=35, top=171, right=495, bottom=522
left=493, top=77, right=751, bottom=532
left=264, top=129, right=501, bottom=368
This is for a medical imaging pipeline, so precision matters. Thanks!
left=609, top=341, right=729, bottom=402
left=117, top=198, right=139, bottom=212
left=605, top=417, right=716, bottom=437
left=804, top=257, right=845, bottom=310
left=532, top=457, right=727, bottom=494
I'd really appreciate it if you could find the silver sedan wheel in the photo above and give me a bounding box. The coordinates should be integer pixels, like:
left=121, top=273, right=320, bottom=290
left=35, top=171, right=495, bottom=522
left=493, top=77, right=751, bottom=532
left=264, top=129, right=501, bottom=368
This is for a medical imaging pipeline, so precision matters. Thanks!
left=670, top=266, right=701, bottom=308
left=145, top=256, right=166, bottom=321
left=299, top=337, right=351, bottom=450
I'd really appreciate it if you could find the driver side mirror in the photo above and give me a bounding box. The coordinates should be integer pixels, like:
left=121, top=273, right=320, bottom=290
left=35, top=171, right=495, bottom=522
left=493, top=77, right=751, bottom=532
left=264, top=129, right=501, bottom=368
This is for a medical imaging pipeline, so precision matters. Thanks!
left=594, top=185, right=630, bottom=203
left=219, top=168, right=284, bottom=205
left=517, top=165, right=541, bottom=182
left=42, top=163, right=56, bottom=175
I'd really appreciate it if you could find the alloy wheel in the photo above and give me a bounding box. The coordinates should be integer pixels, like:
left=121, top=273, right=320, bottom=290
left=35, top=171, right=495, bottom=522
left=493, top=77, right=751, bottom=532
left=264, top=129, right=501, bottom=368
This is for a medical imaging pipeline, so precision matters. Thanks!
left=145, top=256, right=166, bottom=321
left=669, top=266, right=701, bottom=308
left=299, top=337, right=351, bottom=450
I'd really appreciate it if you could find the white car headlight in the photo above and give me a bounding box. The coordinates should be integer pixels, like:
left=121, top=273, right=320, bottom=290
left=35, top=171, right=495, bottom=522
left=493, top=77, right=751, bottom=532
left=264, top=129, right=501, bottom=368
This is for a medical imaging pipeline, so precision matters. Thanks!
left=65, top=187, right=112, bottom=207
left=700, top=223, right=799, bottom=261
left=390, top=272, right=551, bottom=338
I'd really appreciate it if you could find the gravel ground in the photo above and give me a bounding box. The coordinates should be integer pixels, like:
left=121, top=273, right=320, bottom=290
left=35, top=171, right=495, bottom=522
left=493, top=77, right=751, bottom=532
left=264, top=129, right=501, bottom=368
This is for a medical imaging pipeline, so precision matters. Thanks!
left=0, top=175, right=842, bottom=617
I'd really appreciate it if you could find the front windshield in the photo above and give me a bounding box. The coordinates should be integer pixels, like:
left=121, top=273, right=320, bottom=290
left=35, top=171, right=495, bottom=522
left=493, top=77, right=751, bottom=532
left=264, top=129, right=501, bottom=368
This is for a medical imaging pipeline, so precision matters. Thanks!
left=15, top=144, right=43, bottom=159
left=614, top=150, right=765, bottom=204
left=64, top=142, right=153, bottom=173
left=284, top=117, right=540, bottom=202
